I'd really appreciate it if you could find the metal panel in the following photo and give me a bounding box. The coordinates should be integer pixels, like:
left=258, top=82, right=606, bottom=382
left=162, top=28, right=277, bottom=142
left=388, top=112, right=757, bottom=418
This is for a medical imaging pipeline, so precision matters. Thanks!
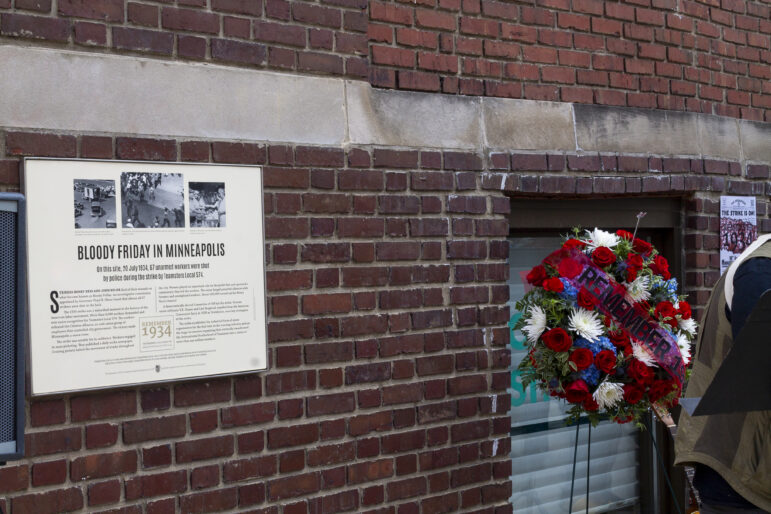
left=0, top=192, right=25, bottom=462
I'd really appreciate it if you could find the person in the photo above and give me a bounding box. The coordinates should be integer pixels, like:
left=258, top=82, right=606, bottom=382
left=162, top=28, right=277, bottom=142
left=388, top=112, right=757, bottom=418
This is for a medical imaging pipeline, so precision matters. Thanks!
left=675, top=233, right=771, bottom=513
left=215, top=187, right=225, bottom=227
left=162, top=207, right=173, bottom=227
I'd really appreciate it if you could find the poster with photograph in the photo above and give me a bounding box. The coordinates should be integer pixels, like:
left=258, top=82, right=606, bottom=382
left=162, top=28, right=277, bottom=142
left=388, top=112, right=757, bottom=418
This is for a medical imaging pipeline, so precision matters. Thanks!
left=25, top=159, right=266, bottom=395
left=720, top=195, right=757, bottom=274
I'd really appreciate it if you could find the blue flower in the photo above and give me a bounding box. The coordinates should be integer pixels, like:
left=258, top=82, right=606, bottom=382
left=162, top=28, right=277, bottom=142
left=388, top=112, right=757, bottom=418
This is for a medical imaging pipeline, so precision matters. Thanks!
left=576, top=365, right=601, bottom=387
left=573, top=336, right=616, bottom=361
left=559, top=278, right=578, bottom=301
left=596, top=336, right=616, bottom=353
left=665, top=278, right=679, bottom=301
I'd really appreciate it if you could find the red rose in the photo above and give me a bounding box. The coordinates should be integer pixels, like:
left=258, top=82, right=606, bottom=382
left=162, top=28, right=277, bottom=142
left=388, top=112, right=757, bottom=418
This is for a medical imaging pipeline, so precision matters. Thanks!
left=543, top=277, right=564, bottom=292
left=626, top=268, right=637, bottom=283
left=648, top=379, right=676, bottom=403
left=583, top=396, right=599, bottom=411
left=608, top=330, right=630, bottom=349
left=526, top=265, right=547, bottom=286
left=595, top=350, right=617, bottom=374
left=654, top=301, right=676, bottom=322
left=626, top=253, right=643, bottom=271
left=541, top=327, right=572, bottom=352
left=565, top=380, right=590, bottom=404
left=616, top=230, right=634, bottom=240
left=627, top=359, right=654, bottom=385
left=591, top=247, right=617, bottom=268
left=569, top=347, right=594, bottom=370
left=633, top=238, right=652, bottom=255
left=558, top=258, right=583, bottom=279
left=576, top=287, right=596, bottom=309
left=563, top=239, right=586, bottom=250
left=677, top=301, right=692, bottom=320
left=649, top=255, right=671, bottom=280
left=623, top=384, right=644, bottom=404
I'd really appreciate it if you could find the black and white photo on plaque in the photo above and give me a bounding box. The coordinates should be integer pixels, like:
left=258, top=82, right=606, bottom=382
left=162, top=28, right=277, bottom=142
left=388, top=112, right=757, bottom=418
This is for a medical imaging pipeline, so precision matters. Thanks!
left=120, top=172, right=185, bottom=229
left=189, top=182, right=226, bottom=228
left=73, top=179, right=117, bottom=229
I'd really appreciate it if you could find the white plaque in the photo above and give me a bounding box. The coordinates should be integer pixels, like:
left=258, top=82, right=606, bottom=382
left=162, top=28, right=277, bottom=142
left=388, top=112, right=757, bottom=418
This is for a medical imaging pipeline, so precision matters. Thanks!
left=25, top=159, right=267, bottom=395
left=719, top=195, right=757, bottom=274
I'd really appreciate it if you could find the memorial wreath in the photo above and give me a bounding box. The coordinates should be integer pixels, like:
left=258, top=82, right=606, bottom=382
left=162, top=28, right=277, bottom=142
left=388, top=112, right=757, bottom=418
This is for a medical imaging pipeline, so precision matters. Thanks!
left=515, top=227, right=697, bottom=426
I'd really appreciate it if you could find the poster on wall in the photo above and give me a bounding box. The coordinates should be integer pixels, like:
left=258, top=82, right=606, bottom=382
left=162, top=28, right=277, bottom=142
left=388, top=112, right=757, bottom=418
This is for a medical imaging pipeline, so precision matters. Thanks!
left=25, top=159, right=267, bottom=396
left=720, top=195, right=757, bottom=274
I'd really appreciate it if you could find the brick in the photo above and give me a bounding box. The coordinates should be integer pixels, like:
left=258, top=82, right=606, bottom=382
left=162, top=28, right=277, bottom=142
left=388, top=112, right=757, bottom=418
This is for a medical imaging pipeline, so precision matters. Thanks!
left=125, top=470, right=187, bottom=500
left=387, top=477, right=427, bottom=501
left=174, top=379, right=231, bottom=407
left=116, top=137, right=176, bottom=161
left=123, top=415, right=186, bottom=444
left=211, top=38, right=267, bottom=65
left=142, top=445, right=172, bottom=469
left=88, top=479, right=121, bottom=506
left=381, top=430, right=426, bottom=454
left=179, top=488, right=238, bottom=513
left=71, top=450, right=137, bottom=480
left=338, top=170, right=383, bottom=190
left=86, top=423, right=119, bottom=449
left=71, top=391, right=136, bottom=421
left=268, top=472, right=320, bottom=500
left=189, top=410, right=218, bottom=434
left=7, top=131, right=76, bottom=157
left=12, top=488, right=83, bottom=514
left=113, top=27, right=173, bottom=54
left=59, top=0, right=123, bottom=21
left=171, top=141, right=205, bottom=163
left=307, top=392, right=356, bottom=416
left=0, top=465, right=28, bottom=492
left=373, top=149, right=419, bottom=169
left=211, top=142, right=265, bottom=164
left=162, top=7, right=218, bottom=33
left=30, top=399, right=66, bottom=427
left=1, top=13, right=70, bottom=41
left=221, top=402, right=275, bottom=427
left=212, top=0, right=260, bottom=15
left=176, top=436, right=234, bottom=463
left=223, top=455, right=277, bottom=482
left=178, top=35, right=207, bottom=59
left=348, top=459, right=394, bottom=484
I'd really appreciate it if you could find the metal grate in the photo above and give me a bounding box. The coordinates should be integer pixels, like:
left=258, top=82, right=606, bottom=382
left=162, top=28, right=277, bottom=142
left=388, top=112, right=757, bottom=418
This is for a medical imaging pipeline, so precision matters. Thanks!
left=0, top=210, right=16, bottom=444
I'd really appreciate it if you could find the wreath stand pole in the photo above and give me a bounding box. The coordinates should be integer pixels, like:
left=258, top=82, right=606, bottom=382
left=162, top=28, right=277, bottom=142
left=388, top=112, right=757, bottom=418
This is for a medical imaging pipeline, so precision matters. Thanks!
left=647, top=410, right=684, bottom=514
left=568, top=422, right=580, bottom=513
left=585, top=423, right=591, bottom=514
left=568, top=422, right=591, bottom=514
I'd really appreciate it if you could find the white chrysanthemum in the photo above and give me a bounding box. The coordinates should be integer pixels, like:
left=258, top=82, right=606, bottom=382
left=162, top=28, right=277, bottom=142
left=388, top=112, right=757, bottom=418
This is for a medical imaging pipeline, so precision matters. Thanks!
left=568, top=308, right=603, bottom=342
left=677, top=333, right=692, bottom=365
left=679, top=317, right=697, bottom=337
left=593, top=380, right=624, bottom=410
left=584, top=228, right=620, bottom=250
left=521, top=305, right=547, bottom=344
left=632, top=342, right=658, bottom=367
left=625, top=275, right=651, bottom=303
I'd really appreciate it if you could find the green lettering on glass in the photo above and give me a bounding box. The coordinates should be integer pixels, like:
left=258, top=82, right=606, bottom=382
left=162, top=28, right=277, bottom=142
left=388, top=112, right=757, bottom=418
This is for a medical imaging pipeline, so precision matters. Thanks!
left=509, top=311, right=549, bottom=406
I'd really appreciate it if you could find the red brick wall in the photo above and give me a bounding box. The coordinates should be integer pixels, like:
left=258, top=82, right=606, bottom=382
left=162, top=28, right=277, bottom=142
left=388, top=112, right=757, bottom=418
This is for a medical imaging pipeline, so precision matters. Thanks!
left=0, top=132, right=513, bottom=514
left=0, top=0, right=369, bottom=79
left=0, top=0, right=769, bottom=120
left=1, top=128, right=770, bottom=511
left=369, top=0, right=771, bottom=121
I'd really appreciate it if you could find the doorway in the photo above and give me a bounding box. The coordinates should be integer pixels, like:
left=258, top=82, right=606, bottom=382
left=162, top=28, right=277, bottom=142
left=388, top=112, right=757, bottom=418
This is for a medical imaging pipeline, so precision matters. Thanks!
left=507, top=197, right=686, bottom=513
